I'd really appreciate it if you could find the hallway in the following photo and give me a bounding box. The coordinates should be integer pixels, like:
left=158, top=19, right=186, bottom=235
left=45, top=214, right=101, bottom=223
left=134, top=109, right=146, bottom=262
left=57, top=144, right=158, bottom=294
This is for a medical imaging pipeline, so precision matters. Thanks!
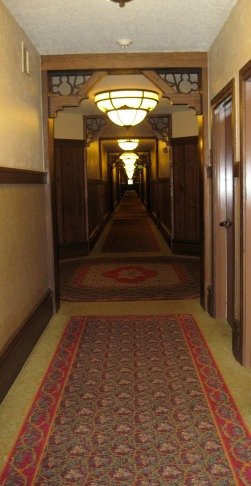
left=1, top=191, right=251, bottom=484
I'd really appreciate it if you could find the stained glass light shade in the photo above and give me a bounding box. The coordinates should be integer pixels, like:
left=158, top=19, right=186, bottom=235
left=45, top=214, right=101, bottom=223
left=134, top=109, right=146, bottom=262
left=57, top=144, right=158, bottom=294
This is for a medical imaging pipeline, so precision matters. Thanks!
left=95, top=90, right=159, bottom=127
left=118, top=139, right=139, bottom=151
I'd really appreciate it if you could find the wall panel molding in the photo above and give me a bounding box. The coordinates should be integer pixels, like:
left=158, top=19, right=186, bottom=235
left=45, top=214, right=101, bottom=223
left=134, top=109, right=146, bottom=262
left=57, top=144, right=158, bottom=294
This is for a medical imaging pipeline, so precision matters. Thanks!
left=0, top=167, right=47, bottom=184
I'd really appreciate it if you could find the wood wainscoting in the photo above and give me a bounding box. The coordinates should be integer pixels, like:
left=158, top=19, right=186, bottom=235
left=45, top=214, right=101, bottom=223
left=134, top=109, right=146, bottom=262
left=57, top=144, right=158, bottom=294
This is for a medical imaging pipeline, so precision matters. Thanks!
left=0, top=166, right=47, bottom=184
left=0, top=289, right=53, bottom=403
left=158, top=177, right=172, bottom=247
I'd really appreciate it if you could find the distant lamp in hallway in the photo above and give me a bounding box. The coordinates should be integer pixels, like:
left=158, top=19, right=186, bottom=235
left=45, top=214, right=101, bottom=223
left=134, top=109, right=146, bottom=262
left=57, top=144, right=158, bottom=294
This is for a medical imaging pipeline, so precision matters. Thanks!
left=118, top=139, right=139, bottom=151
left=94, top=90, right=159, bottom=127
left=119, top=151, right=139, bottom=179
left=119, top=152, right=139, bottom=163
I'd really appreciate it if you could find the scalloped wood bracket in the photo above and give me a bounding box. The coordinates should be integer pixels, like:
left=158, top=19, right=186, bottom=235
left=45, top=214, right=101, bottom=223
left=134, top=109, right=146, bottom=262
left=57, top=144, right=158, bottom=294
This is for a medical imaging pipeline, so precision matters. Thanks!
left=143, top=114, right=171, bottom=144
left=142, top=70, right=202, bottom=114
left=84, top=116, right=111, bottom=145
left=49, top=71, right=108, bottom=117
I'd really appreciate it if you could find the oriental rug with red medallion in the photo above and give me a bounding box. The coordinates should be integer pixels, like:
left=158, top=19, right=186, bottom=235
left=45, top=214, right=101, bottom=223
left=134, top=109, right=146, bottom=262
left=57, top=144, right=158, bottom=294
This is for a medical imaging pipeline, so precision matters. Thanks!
left=60, top=256, right=200, bottom=301
left=1, top=315, right=250, bottom=485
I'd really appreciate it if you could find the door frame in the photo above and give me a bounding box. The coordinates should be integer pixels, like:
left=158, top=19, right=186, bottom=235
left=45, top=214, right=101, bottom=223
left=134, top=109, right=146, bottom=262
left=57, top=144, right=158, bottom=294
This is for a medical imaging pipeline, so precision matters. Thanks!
left=211, top=80, right=237, bottom=349
left=239, top=59, right=251, bottom=366
left=41, top=53, right=208, bottom=311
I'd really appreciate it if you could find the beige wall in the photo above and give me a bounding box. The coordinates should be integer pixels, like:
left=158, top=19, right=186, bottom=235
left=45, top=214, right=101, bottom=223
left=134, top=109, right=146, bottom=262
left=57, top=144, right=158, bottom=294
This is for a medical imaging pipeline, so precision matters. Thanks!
left=54, top=111, right=84, bottom=140
left=101, top=142, right=108, bottom=181
left=0, top=2, right=49, bottom=348
left=209, top=0, right=251, bottom=160
left=0, top=2, right=43, bottom=171
left=172, top=110, right=198, bottom=138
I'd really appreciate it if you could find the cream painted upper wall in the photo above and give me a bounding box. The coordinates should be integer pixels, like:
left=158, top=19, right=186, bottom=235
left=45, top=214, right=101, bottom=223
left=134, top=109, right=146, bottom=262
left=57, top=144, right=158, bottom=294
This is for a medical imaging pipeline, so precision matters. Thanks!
left=209, top=0, right=251, bottom=100
left=172, top=110, right=198, bottom=138
left=54, top=111, right=84, bottom=140
left=0, top=1, right=43, bottom=170
left=209, top=0, right=251, bottom=159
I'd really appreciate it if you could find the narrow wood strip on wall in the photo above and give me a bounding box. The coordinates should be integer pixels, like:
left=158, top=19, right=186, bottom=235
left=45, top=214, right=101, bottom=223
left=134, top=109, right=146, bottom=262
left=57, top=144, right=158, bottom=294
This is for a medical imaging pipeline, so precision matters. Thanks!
left=0, top=289, right=53, bottom=403
left=0, top=167, right=47, bottom=184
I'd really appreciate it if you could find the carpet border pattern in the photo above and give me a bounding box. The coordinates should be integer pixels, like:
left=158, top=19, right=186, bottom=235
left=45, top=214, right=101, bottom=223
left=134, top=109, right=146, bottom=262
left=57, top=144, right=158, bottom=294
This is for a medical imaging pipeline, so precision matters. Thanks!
left=0, top=315, right=250, bottom=485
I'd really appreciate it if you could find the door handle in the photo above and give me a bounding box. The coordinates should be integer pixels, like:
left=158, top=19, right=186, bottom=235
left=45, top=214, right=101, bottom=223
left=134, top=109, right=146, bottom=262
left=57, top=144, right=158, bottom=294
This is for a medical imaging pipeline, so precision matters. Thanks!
left=219, top=218, right=233, bottom=228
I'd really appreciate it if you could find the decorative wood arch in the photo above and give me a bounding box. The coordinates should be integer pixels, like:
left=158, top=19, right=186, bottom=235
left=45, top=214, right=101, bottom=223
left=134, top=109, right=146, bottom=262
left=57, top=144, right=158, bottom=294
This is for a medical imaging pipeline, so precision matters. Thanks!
left=49, top=68, right=202, bottom=119
left=41, top=52, right=208, bottom=311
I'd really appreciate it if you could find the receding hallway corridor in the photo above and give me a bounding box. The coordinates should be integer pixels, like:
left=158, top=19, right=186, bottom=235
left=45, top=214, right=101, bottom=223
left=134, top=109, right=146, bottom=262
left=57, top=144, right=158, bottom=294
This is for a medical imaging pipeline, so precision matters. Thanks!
left=1, top=190, right=251, bottom=484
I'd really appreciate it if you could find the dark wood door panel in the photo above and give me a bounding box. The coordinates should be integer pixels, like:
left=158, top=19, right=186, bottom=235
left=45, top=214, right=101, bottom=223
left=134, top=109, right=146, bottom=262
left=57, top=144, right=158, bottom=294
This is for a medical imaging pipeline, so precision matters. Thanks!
left=172, top=136, right=200, bottom=254
left=55, top=139, right=88, bottom=255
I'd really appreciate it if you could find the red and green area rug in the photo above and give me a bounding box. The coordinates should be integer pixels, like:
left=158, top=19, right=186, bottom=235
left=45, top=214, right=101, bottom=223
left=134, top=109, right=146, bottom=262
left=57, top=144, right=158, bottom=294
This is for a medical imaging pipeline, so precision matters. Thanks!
left=1, top=315, right=250, bottom=485
left=60, top=256, right=200, bottom=301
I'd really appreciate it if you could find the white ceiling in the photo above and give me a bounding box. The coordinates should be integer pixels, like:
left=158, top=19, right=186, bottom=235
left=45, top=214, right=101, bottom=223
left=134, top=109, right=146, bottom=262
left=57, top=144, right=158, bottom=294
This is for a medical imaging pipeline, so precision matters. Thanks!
left=2, top=0, right=237, bottom=55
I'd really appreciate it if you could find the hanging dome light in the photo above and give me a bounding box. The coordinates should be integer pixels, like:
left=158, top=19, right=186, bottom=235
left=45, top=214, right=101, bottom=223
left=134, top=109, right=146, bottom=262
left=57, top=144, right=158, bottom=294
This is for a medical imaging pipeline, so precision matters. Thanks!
left=94, top=90, right=159, bottom=127
left=119, top=152, right=139, bottom=162
left=118, top=139, right=139, bottom=151
left=119, top=152, right=138, bottom=179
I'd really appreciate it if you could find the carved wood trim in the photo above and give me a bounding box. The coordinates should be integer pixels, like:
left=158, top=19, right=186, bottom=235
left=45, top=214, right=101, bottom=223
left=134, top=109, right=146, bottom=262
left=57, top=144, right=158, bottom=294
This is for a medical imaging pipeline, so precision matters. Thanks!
left=76, top=71, right=108, bottom=96
left=0, top=167, right=47, bottom=184
left=84, top=116, right=111, bottom=145
left=165, top=92, right=202, bottom=114
left=142, top=120, right=162, bottom=139
left=49, top=95, right=82, bottom=117
left=143, top=71, right=176, bottom=94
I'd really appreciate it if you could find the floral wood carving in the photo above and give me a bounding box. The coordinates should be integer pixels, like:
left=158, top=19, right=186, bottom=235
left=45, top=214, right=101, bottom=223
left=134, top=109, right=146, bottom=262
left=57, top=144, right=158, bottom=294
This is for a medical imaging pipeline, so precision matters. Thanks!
left=86, top=116, right=109, bottom=146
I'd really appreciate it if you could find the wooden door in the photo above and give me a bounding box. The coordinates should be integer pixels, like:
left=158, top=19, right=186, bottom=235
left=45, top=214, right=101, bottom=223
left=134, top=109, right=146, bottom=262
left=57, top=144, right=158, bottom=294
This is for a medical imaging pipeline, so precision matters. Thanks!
left=54, top=139, right=89, bottom=258
left=171, top=136, right=200, bottom=255
left=211, top=82, right=234, bottom=327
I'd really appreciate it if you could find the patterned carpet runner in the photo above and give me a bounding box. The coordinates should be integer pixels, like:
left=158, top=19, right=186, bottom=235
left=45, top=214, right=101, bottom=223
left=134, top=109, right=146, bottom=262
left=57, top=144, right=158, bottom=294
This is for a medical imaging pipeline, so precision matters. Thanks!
left=60, top=256, right=200, bottom=301
left=101, top=218, right=160, bottom=252
left=1, top=315, right=250, bottom=484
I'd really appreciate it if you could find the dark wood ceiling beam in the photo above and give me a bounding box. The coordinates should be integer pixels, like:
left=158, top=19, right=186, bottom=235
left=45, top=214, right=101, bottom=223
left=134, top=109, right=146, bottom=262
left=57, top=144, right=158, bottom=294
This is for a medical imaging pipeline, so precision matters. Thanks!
left=41, top=52, right=207, bottom=71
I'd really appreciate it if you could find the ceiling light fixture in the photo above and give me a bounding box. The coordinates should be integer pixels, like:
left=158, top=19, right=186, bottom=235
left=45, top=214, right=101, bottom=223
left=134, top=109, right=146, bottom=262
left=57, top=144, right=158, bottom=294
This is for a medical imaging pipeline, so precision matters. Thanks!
left=118, top=139, right=139, bottom=151
left=117, top=38, right=133, bottom=49
left=119, top=152, right=139, bottom=178
left=119, top=152, right=139, bottom=162
left=94, top=90, right=159, bottom=128
left=110, top=0, right=133, bottom=7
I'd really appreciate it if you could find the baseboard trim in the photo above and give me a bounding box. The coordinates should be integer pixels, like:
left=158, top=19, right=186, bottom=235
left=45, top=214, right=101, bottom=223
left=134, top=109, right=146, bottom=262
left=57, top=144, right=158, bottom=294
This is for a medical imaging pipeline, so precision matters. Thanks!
left=0, top=289, right=53, bottom=403
left=232, top=318, right=242, bottom=364
left=59, top=242, right=89, bottom=259
left=89, top=223, right=103, bottom=250
left=171, top=239, right=200, bottom=256
left=159, top=221, right=171, bottom=248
